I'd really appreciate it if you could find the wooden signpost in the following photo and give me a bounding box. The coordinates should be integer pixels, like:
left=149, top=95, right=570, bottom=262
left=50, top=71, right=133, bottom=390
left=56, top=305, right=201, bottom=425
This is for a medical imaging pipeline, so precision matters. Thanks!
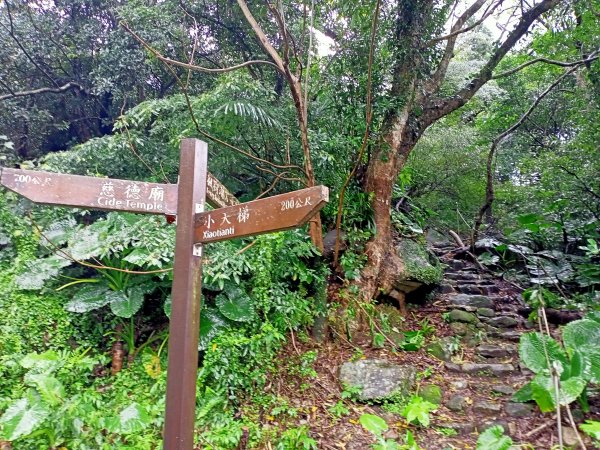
left=0, top=138, right=328, bottom=450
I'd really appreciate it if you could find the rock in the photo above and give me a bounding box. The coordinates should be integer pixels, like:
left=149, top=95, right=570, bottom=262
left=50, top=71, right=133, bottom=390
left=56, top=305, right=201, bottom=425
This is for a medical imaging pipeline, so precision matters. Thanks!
left=479, top=285, right=499, bottom=295
left=450, top=294, right=494, bottom=309
left=448, top=309, right=478, bottom=324
left=459, top=284, right=482, bottom=295
left=563, top=428, right=580, bottom=447
left=477, top=307, right=495, bottom=318
left=426, top=339, right=454, bottom=362
left=339, top=359, right=416, bottom=401
left=451, top=260, right=466, bottom=270
left=426, top=229, right=452, bottom=246
left=439, top=283, right=455, bottom=294
left=444, top=362, right=462, bottom=372
left=490, top=330, right=521, bottom=342
left=491, top=384, right=515, bottom=396
left=477, top=344, right=510, bottom=358
left=392, top=239, right=443, bottom=290
left=505, top=402, right=534, bottom=418
left=446, top=272, right=479, bottom=281
left=487, top=316, right=518, bottom=328
left=450, top=380, right=469, bottom=390
left=473, top=400, right=502, bottom=415
left=446, top=394, right=468, bottom=412
left=383, top=430, right=399, bottom=440
left=421, top=384, right=443, bottom=405
left=461, top=363, right=515, bottom=376
left=449, top=322, right=470, bottom=336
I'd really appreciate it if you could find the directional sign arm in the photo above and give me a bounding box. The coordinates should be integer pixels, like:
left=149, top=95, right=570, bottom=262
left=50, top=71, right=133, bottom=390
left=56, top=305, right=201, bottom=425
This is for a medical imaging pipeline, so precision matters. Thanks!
left=194, top=185, right=328, bottom=243
left=0, top=167, right=179, bottom=215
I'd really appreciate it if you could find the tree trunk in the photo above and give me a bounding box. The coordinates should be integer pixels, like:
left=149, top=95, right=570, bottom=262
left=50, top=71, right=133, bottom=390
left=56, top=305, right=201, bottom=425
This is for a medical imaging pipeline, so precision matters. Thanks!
left=359, top=109, right=415, bottom=300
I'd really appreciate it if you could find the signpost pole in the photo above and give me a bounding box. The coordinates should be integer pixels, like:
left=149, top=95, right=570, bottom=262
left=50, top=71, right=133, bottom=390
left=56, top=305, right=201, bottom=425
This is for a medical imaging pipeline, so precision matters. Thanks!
left=163, top=139, right=208, bottom=450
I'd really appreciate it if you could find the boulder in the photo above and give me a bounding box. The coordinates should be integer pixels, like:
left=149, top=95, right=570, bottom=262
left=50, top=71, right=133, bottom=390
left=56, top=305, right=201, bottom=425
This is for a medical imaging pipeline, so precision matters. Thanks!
left=339, top=359, right=416, bottom=401
left=391, top=239, right=443, bottom=293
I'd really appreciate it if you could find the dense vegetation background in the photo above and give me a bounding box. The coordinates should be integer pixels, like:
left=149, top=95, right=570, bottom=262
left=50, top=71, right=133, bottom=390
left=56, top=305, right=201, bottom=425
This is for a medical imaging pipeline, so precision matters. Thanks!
left=0, top=0, right=598, bottom=448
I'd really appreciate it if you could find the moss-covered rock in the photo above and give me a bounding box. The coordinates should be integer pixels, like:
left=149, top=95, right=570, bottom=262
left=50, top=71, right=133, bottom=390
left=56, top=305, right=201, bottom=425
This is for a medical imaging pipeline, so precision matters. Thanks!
left=392, top=239, right=444, bottom=293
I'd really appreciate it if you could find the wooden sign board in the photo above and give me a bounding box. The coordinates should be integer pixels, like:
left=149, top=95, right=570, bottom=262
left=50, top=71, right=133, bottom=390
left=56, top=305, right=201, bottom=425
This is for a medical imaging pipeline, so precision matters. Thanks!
left=194, top=186, right=328, bottom=243
left=0, top=168, right=238, bottom=215
left=1, top=168, right=179, bottom=215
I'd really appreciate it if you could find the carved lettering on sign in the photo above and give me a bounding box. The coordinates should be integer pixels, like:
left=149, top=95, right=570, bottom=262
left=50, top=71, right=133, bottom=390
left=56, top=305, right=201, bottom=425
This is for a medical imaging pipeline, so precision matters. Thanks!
left=194, top=186, right=328, bottom=243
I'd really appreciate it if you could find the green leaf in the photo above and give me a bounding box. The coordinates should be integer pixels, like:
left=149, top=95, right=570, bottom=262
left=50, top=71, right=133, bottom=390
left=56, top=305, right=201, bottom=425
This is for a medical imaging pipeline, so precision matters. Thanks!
left=25, top=374, right=65, bottom=406
left=580, top=420, right=600, bottom=440
left=563, top=319, right=600, bottom=352
left=531, top=375, right=556, bottom=412
left=401, top=396, right=437, bottom=427
left=109, top=286, right=145, bottom=318
left=512, top=382, right=533, bottom=402
left=107, top=403, right=151, bottom=434
left=519, top=332, right=568, bottom=374
left=0, top=398, right=49, bottom=441
left=530, top=374, right=587, bottom=411
left=65, top=283, right=110, bottom=313
left=216, top=287, right=255, bottom=322
left=476, top=425, right=513, bottom=450
left=588, top=351, right=600, bottom=383
left=359, top=413, right=388, bottom=436
left=198, top=308, right=229, bottom=351
left=19, top=351, right=61, bottom=373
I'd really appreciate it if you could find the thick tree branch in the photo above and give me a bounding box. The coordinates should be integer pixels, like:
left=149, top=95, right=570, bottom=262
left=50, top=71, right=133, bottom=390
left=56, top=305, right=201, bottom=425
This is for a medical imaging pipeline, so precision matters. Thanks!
left=492, top=53, right=600, bottom=78
left=0, top=82, right=83, bottom=102
left=423, top=0, right=561, bottom=127
left=120, top=21, right=283, bottom=75
left=235, top=0, right=286, bottom=72
left=424, top=0, right=491, bottom=96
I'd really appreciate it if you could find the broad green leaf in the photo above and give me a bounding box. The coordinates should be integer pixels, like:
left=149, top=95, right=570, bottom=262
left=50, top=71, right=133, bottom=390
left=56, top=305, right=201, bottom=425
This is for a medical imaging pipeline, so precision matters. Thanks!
left=107, top=403, right=151, bottom=434
left=359, top=413, right=388, bottom=436
left=580, top=420, right=600, bottom=440
left=65, top=283, right=110, bottom=313
left=216, top=287, right=255, bottom=322
left=511, top=382, right=533, bottom=403
left=15, top=255, right=72, bottom=290
left=0, top=398, right=49, bottom=441
left=198, top=308, right=229, bottom=351
left=563, top=319, right=600, bottom=352
left=588, top=351, right=600, bottom=383
left=25, top=374, right=65, bottom=406
left=531, top=374, right=587, bottom=411
left=569, top=350, right=587, bottom=379
left=19, top=351, right=61, bottom=373
left=531, top=375, right=556, bottom=412
left=476, top=425, right=513, bottom=450
left=519, top=332, right=567, bottom=375
left=109, top=286, right=144, bottom=318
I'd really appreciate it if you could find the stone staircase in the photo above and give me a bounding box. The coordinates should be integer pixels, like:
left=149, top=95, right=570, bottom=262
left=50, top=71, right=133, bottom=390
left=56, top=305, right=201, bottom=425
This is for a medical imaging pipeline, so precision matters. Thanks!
left=423, top=246, right=570, bottom=448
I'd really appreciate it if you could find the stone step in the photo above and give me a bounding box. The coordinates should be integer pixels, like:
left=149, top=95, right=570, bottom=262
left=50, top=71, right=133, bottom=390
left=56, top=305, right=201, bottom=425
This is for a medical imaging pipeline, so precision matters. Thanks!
left=449, top=294, right=495, bottom=309
left=445, top=362, right=516, bottom=376
left=489, top=330, right=522, bottom=342
left=457, top=284, right=499, bottom=295
left=476, top=344, right=516, bottom=359
left=445, top=272, right=482, bottom=281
